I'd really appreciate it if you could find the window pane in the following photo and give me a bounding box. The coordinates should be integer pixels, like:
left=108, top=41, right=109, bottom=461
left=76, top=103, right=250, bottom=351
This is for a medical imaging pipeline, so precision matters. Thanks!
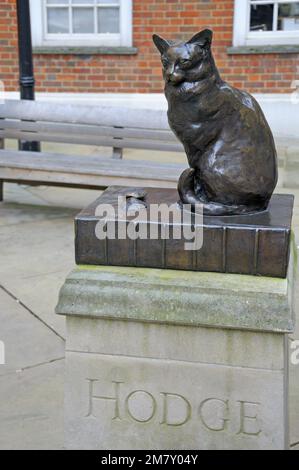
left=278, top=2, right=299, bottom=31
left=47, top=0, right=68, bottom=4
left=47, top=8, right=69, bottom=33
left=98, top=7, right=119, bottom=33
left=73, top=7, right=94, bottom=33
left=72, top=0, right=94, bottom=4
left=97, top=1, right=119, bottom=4
left=250, top=4, right=274, bottom=31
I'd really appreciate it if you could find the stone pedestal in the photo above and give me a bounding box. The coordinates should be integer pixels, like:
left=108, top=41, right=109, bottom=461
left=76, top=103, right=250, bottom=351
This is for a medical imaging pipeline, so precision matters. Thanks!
left=56, top=246, right=296, bottom=450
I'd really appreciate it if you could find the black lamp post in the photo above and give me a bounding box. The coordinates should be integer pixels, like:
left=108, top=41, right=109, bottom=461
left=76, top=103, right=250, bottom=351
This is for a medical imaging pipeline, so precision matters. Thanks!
left=16, top=0, right=40, bottom=151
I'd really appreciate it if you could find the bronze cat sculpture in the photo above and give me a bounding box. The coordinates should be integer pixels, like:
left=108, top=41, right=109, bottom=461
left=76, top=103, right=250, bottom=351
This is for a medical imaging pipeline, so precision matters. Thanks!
left=153, top=29, right=278, bottom=216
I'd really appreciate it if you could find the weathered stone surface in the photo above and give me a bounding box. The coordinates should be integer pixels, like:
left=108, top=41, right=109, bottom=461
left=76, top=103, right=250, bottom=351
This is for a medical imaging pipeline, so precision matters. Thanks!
left=57, top=247, right=296, bottom=449
left=66, top=317, right=285, bottom=370
left=57, top=242, right=296, bottom=333
left=64, top=345, right=288, bottom=450
left=63, top=315, right=291, bottom=449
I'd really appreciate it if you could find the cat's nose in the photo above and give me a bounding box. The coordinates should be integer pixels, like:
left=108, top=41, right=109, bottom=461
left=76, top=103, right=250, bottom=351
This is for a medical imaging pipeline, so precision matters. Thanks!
left=167, top=72, right=184, bottom=84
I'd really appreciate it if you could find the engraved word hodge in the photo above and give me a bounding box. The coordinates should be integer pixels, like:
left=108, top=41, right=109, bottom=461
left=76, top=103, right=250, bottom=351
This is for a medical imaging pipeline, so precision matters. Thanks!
left=85, top=379, right=262, bottom=436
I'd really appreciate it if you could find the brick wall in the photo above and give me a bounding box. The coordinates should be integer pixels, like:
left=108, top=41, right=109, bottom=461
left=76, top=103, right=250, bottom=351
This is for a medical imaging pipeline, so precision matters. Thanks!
left=0, top=0, right=298, bottom=94
left=0, top=0, right=18, bottom=91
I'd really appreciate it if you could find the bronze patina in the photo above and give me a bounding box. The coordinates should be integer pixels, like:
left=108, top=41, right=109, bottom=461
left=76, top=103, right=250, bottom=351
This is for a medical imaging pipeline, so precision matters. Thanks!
left=153, top=29, right=278, bottom=216
left=75, top=187, right=293, bottom=278
left=74, top=30, right=293, bottom=278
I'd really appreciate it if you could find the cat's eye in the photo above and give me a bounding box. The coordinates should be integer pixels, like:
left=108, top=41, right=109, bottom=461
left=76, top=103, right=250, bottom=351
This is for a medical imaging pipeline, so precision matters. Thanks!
left=179, top=59, right=192, bottom=68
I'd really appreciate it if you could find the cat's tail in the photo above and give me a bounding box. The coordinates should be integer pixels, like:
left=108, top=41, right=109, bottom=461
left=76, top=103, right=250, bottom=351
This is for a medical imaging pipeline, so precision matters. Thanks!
left=178, top=168, right=262, bottom=216
left=177, top=168, right=200, bottom=206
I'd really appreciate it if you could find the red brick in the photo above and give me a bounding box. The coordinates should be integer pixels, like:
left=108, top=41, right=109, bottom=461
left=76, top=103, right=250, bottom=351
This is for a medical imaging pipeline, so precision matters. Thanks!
left=0, top=0, right=297, bottom=94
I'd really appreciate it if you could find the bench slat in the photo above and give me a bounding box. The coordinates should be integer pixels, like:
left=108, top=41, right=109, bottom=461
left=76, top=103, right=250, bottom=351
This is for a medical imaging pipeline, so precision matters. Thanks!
left=0, top=119, right=179, bottom=144
left=0, top=149, right=184, bottom=189
left=0, top=100, right=170, bottom=130
left=0, top=149, right=185, bottom=179
left=0, top=169, right=179, bottom=189
left=0, top=129, right=184, bottom=152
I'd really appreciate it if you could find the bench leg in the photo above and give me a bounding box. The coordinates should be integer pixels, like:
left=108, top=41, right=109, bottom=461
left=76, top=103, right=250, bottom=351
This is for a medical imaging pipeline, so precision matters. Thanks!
left=0, top=181, right=3, bottom=202
left=112, top=147, right=123, bottom=159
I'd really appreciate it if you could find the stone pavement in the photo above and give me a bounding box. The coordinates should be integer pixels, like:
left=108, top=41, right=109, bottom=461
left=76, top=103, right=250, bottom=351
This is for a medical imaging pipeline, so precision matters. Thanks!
left=0, top=151, right=299, bottom=449
left=0, top=183, right=101, bottom=449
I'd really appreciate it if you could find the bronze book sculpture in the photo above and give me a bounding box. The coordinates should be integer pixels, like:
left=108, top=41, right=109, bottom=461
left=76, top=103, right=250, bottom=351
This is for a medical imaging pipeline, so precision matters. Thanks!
left=153, top=29, right=278, bottom=216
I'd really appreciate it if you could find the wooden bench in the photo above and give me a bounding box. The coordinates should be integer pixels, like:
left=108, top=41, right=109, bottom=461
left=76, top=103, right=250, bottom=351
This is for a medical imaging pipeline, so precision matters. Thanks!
left=0, top=99, right=186, bottom=201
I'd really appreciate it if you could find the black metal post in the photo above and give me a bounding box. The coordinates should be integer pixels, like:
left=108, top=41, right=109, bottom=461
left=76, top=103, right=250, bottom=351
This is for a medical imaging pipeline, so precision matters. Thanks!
left=16, top=0, right=40, bottom=151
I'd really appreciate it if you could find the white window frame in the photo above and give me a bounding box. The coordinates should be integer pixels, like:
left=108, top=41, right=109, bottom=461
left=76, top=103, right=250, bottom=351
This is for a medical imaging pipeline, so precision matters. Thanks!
left=30, top=0, right=133, bottom=48
left=233, top=0, right=299, bottom=46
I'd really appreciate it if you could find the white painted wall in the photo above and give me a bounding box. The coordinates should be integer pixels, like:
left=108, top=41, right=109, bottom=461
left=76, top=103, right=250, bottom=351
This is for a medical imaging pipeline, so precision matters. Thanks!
left=255, top=94, right=299, bottom=140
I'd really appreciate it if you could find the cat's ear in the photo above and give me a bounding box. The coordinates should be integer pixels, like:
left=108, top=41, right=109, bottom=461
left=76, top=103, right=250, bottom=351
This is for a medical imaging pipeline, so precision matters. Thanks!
left=187, top=29, right=213, bottom=48
left=152, top=34, right=170, bottom=54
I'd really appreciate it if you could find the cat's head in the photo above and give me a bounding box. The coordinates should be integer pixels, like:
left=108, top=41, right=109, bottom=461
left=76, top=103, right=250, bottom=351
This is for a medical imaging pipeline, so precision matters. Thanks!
left=152, top=29, right=214, bottom=86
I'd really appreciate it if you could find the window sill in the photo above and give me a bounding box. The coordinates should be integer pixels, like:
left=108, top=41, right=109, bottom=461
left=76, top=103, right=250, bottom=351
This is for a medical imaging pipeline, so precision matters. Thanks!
left=227, top=45, right=299, bottom=55
left=33, top=46, right=138, bottom=55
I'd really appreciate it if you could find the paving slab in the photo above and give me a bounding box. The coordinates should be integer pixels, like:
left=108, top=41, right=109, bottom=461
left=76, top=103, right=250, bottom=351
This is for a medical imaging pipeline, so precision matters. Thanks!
left=0, top=285, right=65, bottom=450
left=17, top=185, right=103, bottom=211
left=0, top=288, right=64, bottom=376
left=3, top=182, right=102, bottom=210
left=3, top=183, right=53, bottom=207
left=0, top=214, right=76, bottom=336
left=0, top=202, right=75, bottom=227
left=0, top=360, right=64, bottom=450
left=3, top=271, right=71, bottom=339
